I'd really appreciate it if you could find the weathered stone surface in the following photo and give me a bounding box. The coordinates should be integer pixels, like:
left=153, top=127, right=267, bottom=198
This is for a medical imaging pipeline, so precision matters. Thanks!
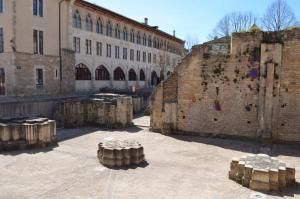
left=150, top=28, right=300, bottom=143
left=56, top=93, right=133, bottom=128
left=97, top=138, right=145, bottom=168
left=0, top=117, right=56, bottom=151
left=229, top=154, right=296, bottom=192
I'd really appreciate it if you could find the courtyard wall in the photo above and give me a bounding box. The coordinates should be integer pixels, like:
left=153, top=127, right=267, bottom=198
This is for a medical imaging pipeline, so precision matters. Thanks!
left=151, top=28, right=300, bottom=142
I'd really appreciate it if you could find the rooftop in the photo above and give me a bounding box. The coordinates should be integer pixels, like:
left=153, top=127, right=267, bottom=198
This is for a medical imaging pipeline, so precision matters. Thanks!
left=76, top=0, right=185, bottom=44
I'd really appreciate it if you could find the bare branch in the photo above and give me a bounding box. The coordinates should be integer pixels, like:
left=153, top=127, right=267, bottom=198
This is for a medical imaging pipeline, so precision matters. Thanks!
left=262, top=0, right=297, bottom=31
left=209, top=11, right=257, bottom=38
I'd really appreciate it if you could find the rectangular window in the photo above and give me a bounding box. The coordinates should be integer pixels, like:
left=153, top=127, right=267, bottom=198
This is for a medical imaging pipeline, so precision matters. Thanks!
left=137, top=50, right=140, bottom=62
left=123, top=48, right=127, bottom=60
left=0, top=0, right=3, bottom=13
left=33, top=0, right=37, bottom=15
left=38, top=0, right=43, bottom=17
left=96, top=42, right=102, bottom=56
left=115, top=46, right=120, bottom=59
left=130, top=49, right=134, bottom=61
left=73, top=37, right=80, bottom=53
left=148, top=53, right=151, bottom=63
left=0, top=28, right=3, bottom=53
left=39, top=31, right=43, bottom=55
left=153, top=54, right=156, bottom=64
left=36, top=68, right=43, bottom=88
left=0, top=68, right=5, bottom=95
left=33, top=30, right=43, bottom=55
left=106, top=44, right=111, bottom=58
left=85, top=39, right=91, bottom=54
left=33, top=0, right=43, bottom=17
left=143, top=52, right=146, bottom=62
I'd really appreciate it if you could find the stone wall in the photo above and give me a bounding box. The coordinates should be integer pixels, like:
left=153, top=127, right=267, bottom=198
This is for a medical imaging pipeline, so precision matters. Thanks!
left=55, top=94, right=133, bottom=128
left=151, top=28, right=300, bottom=142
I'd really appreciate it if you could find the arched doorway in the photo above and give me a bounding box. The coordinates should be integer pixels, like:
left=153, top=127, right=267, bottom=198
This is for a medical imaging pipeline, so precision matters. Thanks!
left=75, top=63, right=91, bottom=80
left=95, top=65, right=110, bottom=80
left=140, top=69, right=145, bottom=81
left=114, top=67, right=125, bottom=81
left=128, top=69, right=137, bottom=81
left=151, top=71, right=159, bottom=86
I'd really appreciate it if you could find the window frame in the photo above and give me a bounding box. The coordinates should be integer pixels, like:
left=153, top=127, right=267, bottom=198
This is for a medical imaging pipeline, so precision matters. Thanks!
left=0, top=0, right=3, bottom=13
left=0, top=28, right=3, bottom=53
left=33, top=29, right=43, bottom=55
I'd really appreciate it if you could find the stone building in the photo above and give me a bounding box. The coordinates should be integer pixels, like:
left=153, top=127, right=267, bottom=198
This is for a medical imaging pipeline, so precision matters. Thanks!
left=0, top=0, right=185, bottom=97
left=151, top=28, right=300, bottom=143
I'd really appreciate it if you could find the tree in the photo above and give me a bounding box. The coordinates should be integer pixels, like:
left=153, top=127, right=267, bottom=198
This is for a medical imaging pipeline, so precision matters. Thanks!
left=209, top=11, right=257, bottom=39
left=185, top=36, right=199, bottom=52
left=262, top=0, right=297, bottom=31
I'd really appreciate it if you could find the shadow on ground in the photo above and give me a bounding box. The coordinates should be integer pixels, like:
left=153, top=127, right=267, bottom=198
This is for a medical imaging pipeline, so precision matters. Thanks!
left=57, top=125, right=144, bottom=142
left=0, top=143, right=58, bottom=156
left=257, top=182, right=300, bottom=198
left=105, top=161, right=149, bottom=171
left=169, top=134, right=300, bottom=157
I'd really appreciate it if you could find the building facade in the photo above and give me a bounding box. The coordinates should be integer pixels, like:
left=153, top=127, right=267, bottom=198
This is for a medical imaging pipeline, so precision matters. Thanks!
left=0, top=0, right=185, bottom=97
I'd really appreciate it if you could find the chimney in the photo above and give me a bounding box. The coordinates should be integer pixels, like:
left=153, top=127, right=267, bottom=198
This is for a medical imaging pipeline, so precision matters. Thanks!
left=144, top=18, right=148, bottom=25
left=173, top=30, right=176, bottom=37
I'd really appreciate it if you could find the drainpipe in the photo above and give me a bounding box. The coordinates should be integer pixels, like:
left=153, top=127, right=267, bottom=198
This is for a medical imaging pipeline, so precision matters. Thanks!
left=59, top=0, right=65, bottom=94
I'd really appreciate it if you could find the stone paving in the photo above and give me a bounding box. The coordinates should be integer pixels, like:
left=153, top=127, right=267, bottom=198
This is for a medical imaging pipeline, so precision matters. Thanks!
left=0, top=116, right=299, bottom=199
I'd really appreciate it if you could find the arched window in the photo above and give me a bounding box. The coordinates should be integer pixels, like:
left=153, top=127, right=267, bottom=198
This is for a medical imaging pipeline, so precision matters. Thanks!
left=123, top=27, right=128, bottom=41
left=115, top=24, right=121, bottom=39
left=106, top=21, right=112, bottom=37
left=128, top=69, right=137, bottom=81
left=137, top=32, right=141, bottom=44
left=140, top=69, right=145, bottom=81
left=75, top=63, right=91, bottom=80
left=95, top=65, right=110, bottom=80
left=96, top=18, right=103, bottom=34
left=85, top=14, right=93, bottom=31
left=142, top=34, right=147, bottom=46
left=73, top=10, right=81, bottom=29
left=151, top=71, right=159, bottom=86
left=114, top=67, right=125, bottom=81
left=130, top=29, right=135, bottom=43
left=148, top=35, right=152, bottom=47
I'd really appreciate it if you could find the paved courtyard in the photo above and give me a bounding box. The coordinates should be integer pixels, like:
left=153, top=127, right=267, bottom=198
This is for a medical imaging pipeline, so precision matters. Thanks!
left=0, top=116, right=299, bottom=199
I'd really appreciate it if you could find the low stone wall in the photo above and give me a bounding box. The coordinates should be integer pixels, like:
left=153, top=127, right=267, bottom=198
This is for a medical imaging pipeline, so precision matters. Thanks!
left=132, top=97, right=142, bottom=114
left=0, top=118, right=56, bottom=151
left=54, top=93, right=133, bottom=128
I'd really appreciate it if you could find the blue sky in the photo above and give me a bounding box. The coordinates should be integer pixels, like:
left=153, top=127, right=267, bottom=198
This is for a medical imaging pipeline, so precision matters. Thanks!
left=87, top=0, right=300, bottom=44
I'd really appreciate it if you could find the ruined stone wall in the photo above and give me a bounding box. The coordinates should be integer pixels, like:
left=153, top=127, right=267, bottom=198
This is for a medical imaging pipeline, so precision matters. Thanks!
left=151, top=28, right=300, bottom=142
left=176, top=38, right=261, bottom=138
left=56, top=94, right=133, bottom=128
left=275, top=31, right=300, bottom=142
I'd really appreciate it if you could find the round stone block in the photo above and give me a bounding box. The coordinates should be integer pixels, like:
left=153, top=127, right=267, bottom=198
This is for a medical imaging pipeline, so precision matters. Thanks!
left=97, top=139, right=145, bottom=168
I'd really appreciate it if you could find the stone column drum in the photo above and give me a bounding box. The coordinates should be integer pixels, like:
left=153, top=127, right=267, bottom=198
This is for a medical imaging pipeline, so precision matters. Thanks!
left=97, top=139, right=145, bottom=167
left=229, top=154, right=296, bottom=192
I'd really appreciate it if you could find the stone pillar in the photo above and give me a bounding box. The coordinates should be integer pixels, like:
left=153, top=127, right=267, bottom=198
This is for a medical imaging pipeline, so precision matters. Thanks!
left=257, top=43, right=282, bottom=141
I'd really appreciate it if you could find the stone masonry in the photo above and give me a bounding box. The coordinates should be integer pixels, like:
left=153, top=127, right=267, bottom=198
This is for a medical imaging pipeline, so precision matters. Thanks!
left=0, top=117, right=56, bottom=151
left=55, top=93, right=133, bottom=128
left=229, top=154, right=296, bottom=192
left=151, top=28, right=300, bottom=142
